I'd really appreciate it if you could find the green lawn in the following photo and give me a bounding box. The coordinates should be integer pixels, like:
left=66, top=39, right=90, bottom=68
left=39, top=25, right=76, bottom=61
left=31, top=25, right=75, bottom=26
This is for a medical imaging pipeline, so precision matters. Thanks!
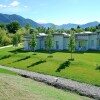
left=0, top=73, right=92, bottom=100
left=0, top=47, right=100, bottom=86
left=0, top=68, right=17, bottom=75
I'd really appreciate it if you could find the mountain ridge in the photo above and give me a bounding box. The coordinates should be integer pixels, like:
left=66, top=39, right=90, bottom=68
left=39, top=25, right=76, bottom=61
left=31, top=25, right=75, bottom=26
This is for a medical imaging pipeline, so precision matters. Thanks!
left=0, top=13, right=41, bottom=28
left=0, top=13, right=99, bottom=29
left=41, top=21, right=100, bottom=29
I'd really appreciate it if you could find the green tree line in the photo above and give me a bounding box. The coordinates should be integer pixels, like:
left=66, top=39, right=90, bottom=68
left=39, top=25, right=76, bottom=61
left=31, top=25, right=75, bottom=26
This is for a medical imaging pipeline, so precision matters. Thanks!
left=0, top=21, right=100, bottom=47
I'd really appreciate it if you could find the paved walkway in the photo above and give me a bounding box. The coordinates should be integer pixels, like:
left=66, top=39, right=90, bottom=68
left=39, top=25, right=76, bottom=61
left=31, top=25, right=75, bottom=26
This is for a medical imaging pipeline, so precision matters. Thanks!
left=0, top=65, right=100, bottom=99
left=0, top=45, right=13, bottom=49
left=0, top=43, right=22, bottom=49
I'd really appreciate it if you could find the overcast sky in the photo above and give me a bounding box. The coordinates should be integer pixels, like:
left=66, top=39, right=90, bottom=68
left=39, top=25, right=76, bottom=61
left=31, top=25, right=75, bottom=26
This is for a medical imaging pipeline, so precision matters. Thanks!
left=0, top=0, right=100, bottom=25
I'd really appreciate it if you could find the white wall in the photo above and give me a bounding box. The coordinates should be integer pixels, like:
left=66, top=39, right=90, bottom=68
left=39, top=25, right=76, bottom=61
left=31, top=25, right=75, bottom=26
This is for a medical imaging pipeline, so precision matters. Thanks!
left=24, top=33, right=100, bottom=51
left=88, top=35, right=97, bottom=49
left=40, top=37, right=46, bottom=50
left=36, top=38, right=40, bottom=49
left=53, top=35, right=64, bottom=50
left=76, top=35, right=88, bottom=50
left=97, top=33, right=100, bottom=49
left=76, top=34, right=98, bottom=50
left=63, top=37, right=69, bottom=50
left=24, top=38, right=30, bottom=50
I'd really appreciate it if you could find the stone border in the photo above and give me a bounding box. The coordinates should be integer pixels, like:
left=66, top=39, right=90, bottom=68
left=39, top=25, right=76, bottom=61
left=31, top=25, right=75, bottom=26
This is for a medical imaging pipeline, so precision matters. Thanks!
left=0, top=65, right=100, bottom=99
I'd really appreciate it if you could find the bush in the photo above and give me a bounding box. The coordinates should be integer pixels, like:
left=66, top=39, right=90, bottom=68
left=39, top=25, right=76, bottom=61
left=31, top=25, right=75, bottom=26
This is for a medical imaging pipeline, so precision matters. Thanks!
left=1, top=36, right=11, bottom=46
left=96, top=64, right=100, bottom=70
left=0, top=29, right=12, bottom=46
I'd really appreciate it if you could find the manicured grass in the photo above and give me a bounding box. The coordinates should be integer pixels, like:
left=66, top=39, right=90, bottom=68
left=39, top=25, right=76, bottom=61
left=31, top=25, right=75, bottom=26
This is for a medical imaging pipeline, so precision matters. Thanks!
left=0, top=47, right=100, bottom=86
left=0, top=68, right=17, bottom=75
left=0, top=73, right=92, bottom=100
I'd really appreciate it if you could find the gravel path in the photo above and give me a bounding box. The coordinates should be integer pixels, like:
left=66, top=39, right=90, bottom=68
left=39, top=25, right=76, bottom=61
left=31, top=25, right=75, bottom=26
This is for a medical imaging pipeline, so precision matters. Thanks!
left=0, top=65, right=100, bottom=100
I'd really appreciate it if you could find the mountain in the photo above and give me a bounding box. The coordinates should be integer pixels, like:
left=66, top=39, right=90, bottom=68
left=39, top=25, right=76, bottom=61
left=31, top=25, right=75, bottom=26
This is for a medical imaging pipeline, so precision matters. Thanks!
left=57, top=23, right=78, bottom=29
left=40, top=23, right=78, bottom=29
left=80, top=21, right=100, bottom=28
left=0, top=13, right=99, bottom=29
left=0, top=13, right=41, bottom=28
left=41, top=21, right=100, bottom=29
left=41, top=23, right=55, bottom=28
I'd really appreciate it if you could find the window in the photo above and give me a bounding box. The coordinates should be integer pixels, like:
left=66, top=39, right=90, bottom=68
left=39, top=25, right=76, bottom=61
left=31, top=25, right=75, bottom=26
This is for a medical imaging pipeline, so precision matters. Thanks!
left=91, top=40, right=94, bottom=46
left=99, top=40, right=100, bottom=46
left=40, top=40, right=41, bottom=49
left=45, top=41, right=46, bottom=49
left=79, top=41, right=82, bottom=47
left=56, top=41, right=59, bottom=49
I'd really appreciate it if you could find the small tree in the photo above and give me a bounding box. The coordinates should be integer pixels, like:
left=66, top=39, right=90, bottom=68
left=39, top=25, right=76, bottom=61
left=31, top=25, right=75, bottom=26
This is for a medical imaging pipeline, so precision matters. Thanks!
left=12, top=35, right=18, bottom=46
left=32, top=33, right=37, bottom=53
left=29, top=29, right=37, bottom=54
left=0, top=24, right=6, bottom=30
left=68, top=31, right=75, bottom=60
left=45, top=28, right=53, bottom=55
left=12, top=34, right=19, bottom=53
left=16, top=30, right=23, bottom=43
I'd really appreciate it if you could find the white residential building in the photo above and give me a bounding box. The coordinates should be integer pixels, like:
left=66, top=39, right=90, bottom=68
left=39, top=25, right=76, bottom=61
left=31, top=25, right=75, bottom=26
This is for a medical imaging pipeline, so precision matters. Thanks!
left=24, top=31, right=100, bottom=51
left=75, top=31, right=100, bottom=51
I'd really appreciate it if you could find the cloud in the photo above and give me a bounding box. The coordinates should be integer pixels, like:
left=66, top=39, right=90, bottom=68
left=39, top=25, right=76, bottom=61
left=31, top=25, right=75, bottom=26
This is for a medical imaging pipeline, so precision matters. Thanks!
left=10, top=1, right=19, bottom=7
left=0, top=1, right=20, bottom=8
left=36, top=20, right=48, bottom=24
left=0, top=4, right=7, bottom=8
left=24, top=6, right=28, bottom=8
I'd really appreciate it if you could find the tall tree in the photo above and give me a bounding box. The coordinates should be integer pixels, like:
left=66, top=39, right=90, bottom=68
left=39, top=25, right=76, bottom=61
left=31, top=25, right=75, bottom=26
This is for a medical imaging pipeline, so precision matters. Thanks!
left=6, top=21, right=21, bottom=34
left=71, top=28, right=75, bottom=32
left=0, top=24, right=6, bottom=30
left=76, top=27, right=83, bottom=33
left=68, top=31, right=75, bottom=60
left=77, top=25, right=80, bottom=29
left=36, top=26, right=46, bottom=33
left=98, top=24, right=100, bottom=29
left=30, top=28, right=38, bottom=34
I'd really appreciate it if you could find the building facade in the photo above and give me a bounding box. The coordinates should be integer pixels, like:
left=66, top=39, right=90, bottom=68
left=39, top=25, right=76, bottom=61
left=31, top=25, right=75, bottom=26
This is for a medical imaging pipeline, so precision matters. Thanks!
left=24, top=31, right=100, bottom=51
left=75, top=32, right=100, bottom=51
